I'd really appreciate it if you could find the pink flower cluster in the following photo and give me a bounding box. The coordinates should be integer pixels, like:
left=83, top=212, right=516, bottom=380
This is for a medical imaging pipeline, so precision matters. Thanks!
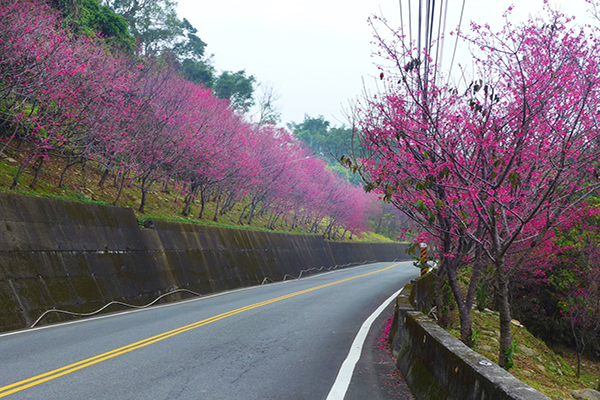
left=0, top=0, right=374, bottom=235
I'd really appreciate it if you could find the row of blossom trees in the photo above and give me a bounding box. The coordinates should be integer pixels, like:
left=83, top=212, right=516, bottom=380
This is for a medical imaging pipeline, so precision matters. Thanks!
left=354, top=6, right=600, bottom=367
left=0, top=0, right=374, bottom=238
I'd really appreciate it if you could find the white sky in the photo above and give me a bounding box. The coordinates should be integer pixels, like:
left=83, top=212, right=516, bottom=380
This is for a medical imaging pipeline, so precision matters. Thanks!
left=177, top=0, right=593, bottom=127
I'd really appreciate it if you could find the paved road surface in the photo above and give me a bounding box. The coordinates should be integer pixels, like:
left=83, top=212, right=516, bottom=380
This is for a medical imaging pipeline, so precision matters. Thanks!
left=0, top=261, right=418, bottom=399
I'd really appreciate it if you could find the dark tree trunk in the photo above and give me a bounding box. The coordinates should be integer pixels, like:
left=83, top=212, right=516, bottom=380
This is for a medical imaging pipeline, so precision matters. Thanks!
left=182, top=186, right=197, bottom=216
left=0, top=134, right=16, bottom=157
left=247, top=201, right=258, bottom=225
left=497, top=259, right=513, bottom=369
left=161, top=178, right=170, bottom=193
left=291, top=214, right=298, bottom=230
left=113, top=170, right=121, bottom=187
left=221, top=193, right=236, bottom=215
left=213, top=193, right=222, bottom=222
left=10, top=155, right=33, bottom=189
left=182, top=195, right=193, bottom=216
left=98, top=167, right=110, bottom=188
left=113, top=172, right=127, bottom=207
left=447, top=265, right=473, bottom=346
left=466, top=260, right=483, bottom=310
left=138, top=176, right=154, bottom=214
left=238, top=203, right=250, bottom=224
left=198, top=187, right=206, bottom=219
left=60, top=157, right=82, bottom=188
left=434, top=266, right=450, bottom=328
left=29, top=156, right=45, bottom=189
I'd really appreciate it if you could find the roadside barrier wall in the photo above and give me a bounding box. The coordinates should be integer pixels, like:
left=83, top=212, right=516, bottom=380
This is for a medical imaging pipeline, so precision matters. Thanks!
left=391, top=275, right=551, bottom=400
left=0, top=192, right=410, bottom=332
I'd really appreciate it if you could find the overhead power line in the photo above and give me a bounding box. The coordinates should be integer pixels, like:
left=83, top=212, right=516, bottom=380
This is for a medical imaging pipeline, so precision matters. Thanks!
left=397, top=0, right=466, bottom=86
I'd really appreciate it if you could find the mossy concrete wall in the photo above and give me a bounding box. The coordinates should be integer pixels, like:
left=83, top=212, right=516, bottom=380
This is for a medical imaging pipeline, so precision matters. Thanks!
left=0, top=192, right=409, bottom=332
left=392, top=275, right=551, bottom=400
left=410, top=271, right=436, bottom=313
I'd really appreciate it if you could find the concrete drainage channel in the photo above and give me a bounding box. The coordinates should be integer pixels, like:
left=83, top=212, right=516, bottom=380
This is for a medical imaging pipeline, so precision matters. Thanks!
left=390, top=278, right=551, bottom=400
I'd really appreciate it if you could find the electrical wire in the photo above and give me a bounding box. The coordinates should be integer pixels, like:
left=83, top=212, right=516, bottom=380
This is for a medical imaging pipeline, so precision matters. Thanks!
left=447, top=0, right=467, bottom=86
left=408, top=0, right=413, bottom=51
left=31, top=288, right=203, bottom=328
left=434, top=0, right=450, bottom=84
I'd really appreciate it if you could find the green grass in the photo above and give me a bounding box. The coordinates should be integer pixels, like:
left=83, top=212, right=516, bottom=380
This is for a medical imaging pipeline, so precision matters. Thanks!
left=446, top=308, right=600, bottom=399
left=0, top=150, right=394, bottom=242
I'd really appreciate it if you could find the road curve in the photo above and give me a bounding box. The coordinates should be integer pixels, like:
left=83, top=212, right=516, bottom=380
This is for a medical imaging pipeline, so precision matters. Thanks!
left=0, top=261, right=418, bottom=399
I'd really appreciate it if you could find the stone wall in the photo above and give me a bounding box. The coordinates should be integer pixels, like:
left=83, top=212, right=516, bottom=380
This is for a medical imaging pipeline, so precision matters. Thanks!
left=391, top=276, right=551, bottom=400
left=0, top=192, right=410, bottom=332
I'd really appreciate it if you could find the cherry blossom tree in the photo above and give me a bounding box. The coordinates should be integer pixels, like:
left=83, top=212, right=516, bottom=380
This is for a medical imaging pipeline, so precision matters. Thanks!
left=0, top=0, right=375, bottom=239
left=356, top=6, right=600, bottom=367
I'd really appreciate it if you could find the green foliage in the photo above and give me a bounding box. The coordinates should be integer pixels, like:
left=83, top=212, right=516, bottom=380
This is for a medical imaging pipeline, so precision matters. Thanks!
left=105, top=0, right=206, bottom=59
left=212, top=70, right=256, bottom=110
left=51, top=0, right=136, bottom=53
left=179, top=58, right=214, bottom=86
left=290, top=115, right=355, bottom=157
left=289, top=115, right=361, bottom=185
left=172, top=18, right=206, bottom=61
left=290, top=115, right=330, bottom=149
left=504, top=340, right=517, bottom=371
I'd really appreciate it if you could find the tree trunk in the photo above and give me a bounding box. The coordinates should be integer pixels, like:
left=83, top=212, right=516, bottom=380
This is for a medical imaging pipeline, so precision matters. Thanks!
left=434, top=265, right=451, bottom=328
left=10, top=155, right=33, bottom=189
left=138, top=176, right=153, bottom=214
left=310, top=217, right=321, bottom=233
left=161, top=178, right=170, bottom=193
left=113, top=170, right=121, bottom=187
left=198, top=187, right=206, bottom=219
left=0, top=134, right=15, bottom=157
left=221, top=193, right=235, bottom=215
left=98, top=167, right=110, bottom=188
left=247, top=201, right=258, bottom=225
left=447, top=265, right=473, bottom=346
left=113, top=172, right=127, bottom=207
left=29, top=156, right=45, bottom=189
left=60, top=158, right=81, bottom=188
left=291, top=214, right=298, bottom=230
left=182, top=186, right=197, bottom=216
left=497, top=259, right=513, bottom=369
left=182, top=195, right=193, bottom=216
left=238, top=203, right=250, bottom=224
left=213, top=193, right=221, bottom=222
left=466, top=261, right=483, bottom=310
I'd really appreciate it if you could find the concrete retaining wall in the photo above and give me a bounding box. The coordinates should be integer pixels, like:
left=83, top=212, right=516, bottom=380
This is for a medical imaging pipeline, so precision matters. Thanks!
left=410, top=271, right=436, bottom=313
left=0, top=192, right=410, bottom=332
left=392, top=277, right=550, bottom=400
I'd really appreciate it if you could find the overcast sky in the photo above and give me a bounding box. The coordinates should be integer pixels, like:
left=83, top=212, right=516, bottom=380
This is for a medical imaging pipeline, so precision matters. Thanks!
left=177, top=0, right=593, bottom=127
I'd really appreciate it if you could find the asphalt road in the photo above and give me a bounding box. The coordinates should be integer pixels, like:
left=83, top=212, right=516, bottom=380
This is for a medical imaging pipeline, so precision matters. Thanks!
left=0, top=261, right=418, bottom=399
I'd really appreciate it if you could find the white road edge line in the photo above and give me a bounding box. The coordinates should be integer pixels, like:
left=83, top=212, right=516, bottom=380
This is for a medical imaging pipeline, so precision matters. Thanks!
left=0, top=262, right=391, bottom=339
left=326, top=286, right=404, bottom=400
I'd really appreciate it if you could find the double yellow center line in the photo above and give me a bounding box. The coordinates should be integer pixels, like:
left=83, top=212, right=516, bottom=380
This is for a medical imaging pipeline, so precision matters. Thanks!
left=0, top=263, right=399, bottom=398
